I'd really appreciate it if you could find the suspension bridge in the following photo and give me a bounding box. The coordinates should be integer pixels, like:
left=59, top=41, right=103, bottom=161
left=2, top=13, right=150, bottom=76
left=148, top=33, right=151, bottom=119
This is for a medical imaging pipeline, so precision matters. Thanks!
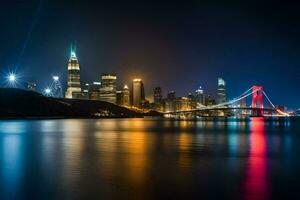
left=164, top=85, right=290, bottom=118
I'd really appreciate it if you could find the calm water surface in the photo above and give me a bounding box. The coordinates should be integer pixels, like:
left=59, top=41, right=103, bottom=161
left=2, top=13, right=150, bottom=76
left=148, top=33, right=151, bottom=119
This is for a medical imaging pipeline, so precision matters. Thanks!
left=0, top=118, right=299, bottom=200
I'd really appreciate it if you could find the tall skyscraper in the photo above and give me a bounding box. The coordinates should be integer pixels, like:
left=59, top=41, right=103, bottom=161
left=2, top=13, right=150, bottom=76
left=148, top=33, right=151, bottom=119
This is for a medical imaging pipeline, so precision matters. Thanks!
left=194, top=86, right=204, bottom=105
left=164, top=91, right=176, bottom=112
left=65, top=45, right=82, bottom=99
left=122, top=84, right=130, bottom=106
left=99, top=74, right=117, bottom=103
left=153, top=87, right=163, bottom=104
left=187, top=92, right=196, bottom=109
left=116, top=90, right=122, bottom=105
left=217, top=78, right=226, bottom=104
left=132, top=79, right=145, bottom=108
left=153, top=87, right=163, bottom=111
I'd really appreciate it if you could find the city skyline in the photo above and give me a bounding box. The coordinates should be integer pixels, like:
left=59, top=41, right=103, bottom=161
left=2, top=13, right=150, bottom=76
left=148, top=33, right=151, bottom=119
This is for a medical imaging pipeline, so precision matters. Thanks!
left=0, top=2, right=299, bottom=200
left=1, top=42, right=297, bottom=111
left=0, top=1, right=299, bottom=108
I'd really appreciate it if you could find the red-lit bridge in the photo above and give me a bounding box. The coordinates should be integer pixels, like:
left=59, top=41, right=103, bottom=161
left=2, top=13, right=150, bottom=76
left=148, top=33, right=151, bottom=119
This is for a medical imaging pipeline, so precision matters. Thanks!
left=164, top=86, right=290, bottom=118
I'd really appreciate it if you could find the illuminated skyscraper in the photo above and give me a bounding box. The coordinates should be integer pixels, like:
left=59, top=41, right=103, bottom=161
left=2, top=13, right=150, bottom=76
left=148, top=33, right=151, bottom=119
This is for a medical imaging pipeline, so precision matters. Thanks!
left=187, top=92, right=196, bottom=109
left=99, top=74, right=117, bottom=103
left=176, top=97, right=190, bottom=111
left=217, top=78, right=226, bottom=104
left=132, top=79, right=145, bottom=108
left=65, top=45, right=82, bottom=98
left=122, top=84, right=130, bottom=106
left=194, top=86, right=204, bottom=105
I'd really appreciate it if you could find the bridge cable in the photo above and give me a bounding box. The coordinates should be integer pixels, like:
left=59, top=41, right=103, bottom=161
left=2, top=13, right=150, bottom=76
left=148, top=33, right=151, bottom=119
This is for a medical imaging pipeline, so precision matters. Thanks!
left=263, top=91, right=290, bottom=116
left=262, top=91, right=275, bottom=108
left=205, top=88, right=259, bottom=110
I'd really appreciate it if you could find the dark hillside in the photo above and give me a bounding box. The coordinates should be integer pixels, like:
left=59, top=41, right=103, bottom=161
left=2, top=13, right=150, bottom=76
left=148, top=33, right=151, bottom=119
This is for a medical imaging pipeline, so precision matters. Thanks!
left=0, top=88, right=142, bottom=119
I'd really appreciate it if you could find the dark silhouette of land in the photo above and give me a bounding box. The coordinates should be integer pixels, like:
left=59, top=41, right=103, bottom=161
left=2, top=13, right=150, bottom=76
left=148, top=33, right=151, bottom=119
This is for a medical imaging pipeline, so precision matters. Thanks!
left=0, top=88, right=161, bottom=119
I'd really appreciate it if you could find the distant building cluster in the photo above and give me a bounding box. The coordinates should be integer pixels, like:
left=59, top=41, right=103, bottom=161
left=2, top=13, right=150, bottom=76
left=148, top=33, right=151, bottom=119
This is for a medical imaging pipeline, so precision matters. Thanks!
left=64, top=45, right=231, bottom=112
left=65, top=46, right=147, bottom=109
left=3, top=44, right=294, bottom=115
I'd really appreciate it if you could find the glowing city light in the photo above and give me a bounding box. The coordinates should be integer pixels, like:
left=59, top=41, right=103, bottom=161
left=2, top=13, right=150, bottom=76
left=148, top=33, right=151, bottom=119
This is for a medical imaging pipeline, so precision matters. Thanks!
left=53, top=76, right=59, bottom=81
left=45, top=88, right=51, bottom=94
left=8, top=74, right=16, bottom=82
left=71, top=51, right=76, bottom=58
left=5, top=72, right=19, bottom=88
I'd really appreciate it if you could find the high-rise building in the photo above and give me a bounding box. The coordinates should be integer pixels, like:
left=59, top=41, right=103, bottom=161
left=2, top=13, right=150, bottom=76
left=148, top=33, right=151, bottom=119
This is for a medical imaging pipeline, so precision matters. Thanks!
left=153, top=87, right=163, bottom=104
left=194, top=86, right=204, bottom=105
left=176, top=97, right=191, bottom=111
left=99, top=74, right=117, bottom=104
left=164, top=91, right=176, bottom=112
left=87, top=82, right=101, bottom=100
left=153, top=87, right=163, bottom=111
left=82, top=83, right=90, bottom=99
left=217, top=78, right=226, bottom=104
left=187, top=92, right=196, bottom=109
left=205, top=95, right=216, bottom=106
left=65, top=45, right=82, bottom=99
left=167, top=91, right=176, bottom=100
left=122, top=85, right=130, bottom=106
left=234, top=98, right=246, bottom=108
left=116, top=90, right=122, bottom=105
left=132, top=79, right=145, bottom=108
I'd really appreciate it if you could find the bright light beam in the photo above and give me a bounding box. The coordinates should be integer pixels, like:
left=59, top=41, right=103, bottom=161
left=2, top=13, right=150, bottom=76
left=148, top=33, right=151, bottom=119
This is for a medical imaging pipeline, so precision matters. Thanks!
left=5, top=72, right=19, bottom=88
left=8, top=74, right=16, bottom=82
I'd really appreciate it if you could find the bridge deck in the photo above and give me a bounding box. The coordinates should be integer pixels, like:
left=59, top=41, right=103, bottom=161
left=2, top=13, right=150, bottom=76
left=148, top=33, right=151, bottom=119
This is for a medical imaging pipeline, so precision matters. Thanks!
left=164, top=107, right=275, bottom=114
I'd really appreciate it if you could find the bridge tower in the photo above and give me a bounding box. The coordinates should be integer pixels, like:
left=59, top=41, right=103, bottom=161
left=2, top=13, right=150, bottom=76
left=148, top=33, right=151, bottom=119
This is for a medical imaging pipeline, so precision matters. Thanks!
left=252, top=86, right=263, bottom=116
left=252, top=86, right=263, bottom=108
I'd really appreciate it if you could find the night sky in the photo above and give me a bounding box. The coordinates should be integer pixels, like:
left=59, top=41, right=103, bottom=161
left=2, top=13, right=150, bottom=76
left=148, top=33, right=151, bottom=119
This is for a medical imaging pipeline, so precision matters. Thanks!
left=0, top=0, right=299, bottom=108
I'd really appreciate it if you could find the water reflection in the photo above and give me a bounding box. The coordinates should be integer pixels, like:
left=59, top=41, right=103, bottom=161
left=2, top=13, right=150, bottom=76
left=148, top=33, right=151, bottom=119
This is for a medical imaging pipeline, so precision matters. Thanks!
left=178, top=133, right=193, bottom=170
left=0, top=121, right=26, bottom=199
left=243, top=118, right=269, bottom=200
left=0, top=118, right=296, bottom=199
left=0, top=121, right=28, bottom=134
left=60, top=120, right=86, bottom=196
left=122, top=132, right=150, bottom=185
left=0, top=135, right=23, bottom=199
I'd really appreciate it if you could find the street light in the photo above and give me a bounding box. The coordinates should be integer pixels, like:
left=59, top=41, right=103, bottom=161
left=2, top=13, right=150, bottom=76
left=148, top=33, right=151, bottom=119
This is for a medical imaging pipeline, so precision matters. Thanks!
left=44, top=88, right=51, bottom=96
left=8, top=74, right=16, bottom=82
left=5, top=73, right=18, bottom=88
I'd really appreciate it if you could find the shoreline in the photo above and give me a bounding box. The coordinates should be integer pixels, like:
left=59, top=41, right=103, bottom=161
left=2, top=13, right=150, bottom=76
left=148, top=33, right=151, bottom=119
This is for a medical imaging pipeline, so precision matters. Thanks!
left=0, top=115, right=295, bottom=121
